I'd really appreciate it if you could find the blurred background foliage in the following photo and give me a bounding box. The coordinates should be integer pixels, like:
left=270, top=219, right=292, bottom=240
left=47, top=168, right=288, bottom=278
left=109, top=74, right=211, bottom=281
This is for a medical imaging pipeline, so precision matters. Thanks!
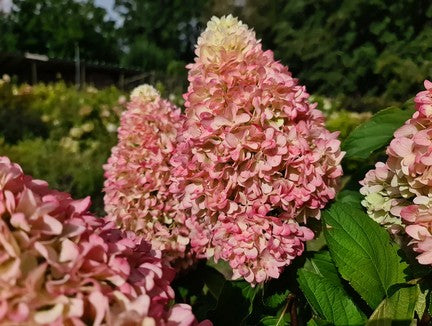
left=1, top=0, right=432, bottom=107
left=0, top=0, right=120, bottom=63
left=212, top=0, right=432, bottom=110
left=0, top=77, right=126, bottom=213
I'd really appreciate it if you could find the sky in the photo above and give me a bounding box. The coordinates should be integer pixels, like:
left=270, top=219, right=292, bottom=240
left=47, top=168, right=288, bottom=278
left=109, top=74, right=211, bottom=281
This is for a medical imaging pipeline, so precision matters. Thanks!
left=94, top=0, right=123, bottom=24
left=0, top=0, right=12, bottom=13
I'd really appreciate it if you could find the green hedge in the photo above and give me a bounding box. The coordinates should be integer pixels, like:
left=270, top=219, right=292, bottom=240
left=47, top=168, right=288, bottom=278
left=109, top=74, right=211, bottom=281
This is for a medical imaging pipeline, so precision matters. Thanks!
left=0, top=79, right=125, bottom=213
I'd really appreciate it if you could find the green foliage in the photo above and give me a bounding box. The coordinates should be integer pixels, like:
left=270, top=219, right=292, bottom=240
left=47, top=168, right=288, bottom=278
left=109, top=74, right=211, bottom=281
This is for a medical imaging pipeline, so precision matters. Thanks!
left=0, top=11, right=16, bottom=51
left=27, top=82, right=124, bottom=144
left=342, top=107, right=414, bottom=159
left=263, top=290, right=290, bottom=309
left=367, top=286, right=419, bottom=324
left=2, top=0, right=432, bottom=105
left=311, top=95, right=373, bottom=141
left=326, top=110, right=372, bottom=141
left=123, top=37, right=176, bottom=71
left=0, top=81, right=47, bottom=143
left=298, top=251, right=366, bottom=325
left=265, top=0, right=432, bottom=102
left=0, top=80, right=125, bottom=213
left=0, top=138, right=111, bottom=214
left=115, top=0, right=206, bottom=69
left=209, top=281, right=261, bottom=325
left=323, top=203, right=408, bottom=309
left=298, top=201, right=428, bottom=324
left=1, top=0, right=120, bottom=63
left=335, top=190, right=363, bottom=209
left=173, top=263, right=263, bottom=325
left=260, top=313, right=291, bottom=326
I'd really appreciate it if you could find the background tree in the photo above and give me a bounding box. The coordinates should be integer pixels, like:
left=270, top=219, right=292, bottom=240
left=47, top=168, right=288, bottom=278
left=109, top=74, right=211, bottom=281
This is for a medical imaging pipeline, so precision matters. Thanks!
left=0, top=0, right=120, bottom=64
left=266, top=0, right=432, bottom=104
left=114, top=0, right=207, bottom=72
left=0, top=13, right=15, bottom=52
left=208, top=0, right=432, bottom=108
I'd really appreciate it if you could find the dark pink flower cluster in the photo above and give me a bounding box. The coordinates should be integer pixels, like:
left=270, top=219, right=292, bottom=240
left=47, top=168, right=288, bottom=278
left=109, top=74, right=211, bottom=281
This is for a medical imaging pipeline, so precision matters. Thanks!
left=103, top=85, right=194, bottom=268
left=361, top=80, right=432, bottom=265
left=0, top=156, right=202, bottom=325
left=170, top=15, right=343, bottom=284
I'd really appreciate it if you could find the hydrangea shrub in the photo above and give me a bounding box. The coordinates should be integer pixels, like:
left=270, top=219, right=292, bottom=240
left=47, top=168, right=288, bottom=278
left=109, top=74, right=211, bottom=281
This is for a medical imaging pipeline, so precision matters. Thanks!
left=0, top=156, right=202, bottom=325
left=3, top=13, right=432, bottom=326
left=361, top=80, right=432, bottom=264
left=170, top=15, right=344, bottom=284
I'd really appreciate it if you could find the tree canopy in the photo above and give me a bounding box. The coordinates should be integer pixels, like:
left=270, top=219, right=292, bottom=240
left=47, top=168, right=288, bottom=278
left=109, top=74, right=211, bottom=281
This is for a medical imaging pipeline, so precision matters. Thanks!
left=1, top=0, right=120, bottom=63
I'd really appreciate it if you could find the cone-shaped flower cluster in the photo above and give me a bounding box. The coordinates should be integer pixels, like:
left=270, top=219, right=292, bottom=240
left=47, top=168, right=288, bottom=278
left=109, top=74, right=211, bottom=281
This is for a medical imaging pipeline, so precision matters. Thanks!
left=103, top=85, right=193, bottom=268
left=0, top=156, right=202, bottom=325
left=170, top=15, right=343, bottom=284
left=361, top=80, right=432, bottom=265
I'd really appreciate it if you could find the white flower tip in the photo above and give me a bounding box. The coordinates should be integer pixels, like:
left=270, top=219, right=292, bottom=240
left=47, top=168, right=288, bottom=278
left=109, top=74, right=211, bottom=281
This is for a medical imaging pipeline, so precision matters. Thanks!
left=130, top=84, right=160, bottom=102
left=196, top=15, right=257, bottom=64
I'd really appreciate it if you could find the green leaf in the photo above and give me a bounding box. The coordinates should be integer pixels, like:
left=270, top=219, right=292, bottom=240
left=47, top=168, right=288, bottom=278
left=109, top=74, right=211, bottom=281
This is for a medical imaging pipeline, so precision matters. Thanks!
left=209, top=280, right=261, bottom=325
left=307, top=318, right=332, bottom=326
left=203, top=265, right=226, bottom=300
left=206, top=259, right=233, bottom=280
left=336, top=190, right=363, bottom=209
left=298, top=251, right=366, bottom=325
left=264, top=289, right=290, bottom=309
left=367, top=285, right=419, bottom=325
left=260, top=312, right=290, bottom=326
left=236, top=281, right=262, bottom=316
left=323, top=203, right=408, bottom=309
left=342, top=107, right=414, bottom=159
left=260, top=301, right=292, bottom=326
left=171, top=264, right=222, bottom=321
left=306, top=231, right=327, bottom=252
left=414, top=288, right=427, bottom=318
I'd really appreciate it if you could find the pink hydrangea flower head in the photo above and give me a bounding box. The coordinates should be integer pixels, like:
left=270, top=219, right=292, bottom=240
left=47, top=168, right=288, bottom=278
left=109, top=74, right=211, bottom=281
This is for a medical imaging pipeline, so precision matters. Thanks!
left=103, top=84, right=194, bottom=269
left=172, top=16, right=343, bottom=284
left=0, top=156, right=203, bottom=325
left=361, top=80, right=432, bottom=264
left=414, top=80, right=432, bottom=117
